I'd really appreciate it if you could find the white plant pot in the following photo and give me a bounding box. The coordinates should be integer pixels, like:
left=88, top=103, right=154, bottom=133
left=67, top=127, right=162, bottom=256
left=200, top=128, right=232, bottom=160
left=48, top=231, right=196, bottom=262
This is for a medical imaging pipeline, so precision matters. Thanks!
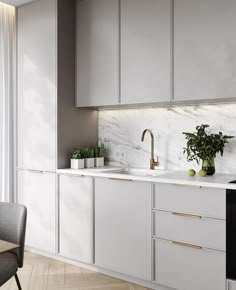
left=78, top=159, right=85, bottom=169
left=71, top=159, right=79, bottom=169
left=71, top=159, right=84, bottom=169
left=85, top=158, right=95, bottom=168
left=95, top=157, right=104, bottom=167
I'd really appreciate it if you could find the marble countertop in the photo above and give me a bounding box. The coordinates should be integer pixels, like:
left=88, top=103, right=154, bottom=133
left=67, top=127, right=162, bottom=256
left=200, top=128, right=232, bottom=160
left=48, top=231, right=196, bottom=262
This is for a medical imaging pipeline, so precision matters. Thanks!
left=57, top=167, right=236, bottom=190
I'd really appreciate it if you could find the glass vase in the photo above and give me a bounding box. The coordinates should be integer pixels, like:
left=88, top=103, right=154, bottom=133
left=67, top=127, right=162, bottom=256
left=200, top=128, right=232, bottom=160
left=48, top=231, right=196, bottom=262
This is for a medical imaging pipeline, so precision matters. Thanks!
left=202, top=158, right=215, bottom=176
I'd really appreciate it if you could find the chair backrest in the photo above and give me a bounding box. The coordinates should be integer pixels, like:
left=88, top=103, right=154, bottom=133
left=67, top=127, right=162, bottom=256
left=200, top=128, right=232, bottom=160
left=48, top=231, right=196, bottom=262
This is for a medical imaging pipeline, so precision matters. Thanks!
left=0, top=202, right=27, bottom=268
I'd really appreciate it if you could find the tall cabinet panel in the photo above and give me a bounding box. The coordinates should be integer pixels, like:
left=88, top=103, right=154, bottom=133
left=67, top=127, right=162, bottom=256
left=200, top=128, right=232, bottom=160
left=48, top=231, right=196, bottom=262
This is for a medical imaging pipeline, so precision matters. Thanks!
left=17, top=170, right=56, bottom=253
left=174, top=0, right=236, bottom=101
left=76, top=0, right=119, bottom=107
left=17, top=0, right=98, bottom=254
left=120, top=0, right=171, bottom=104
left=17, top=0, right=56, bottom=172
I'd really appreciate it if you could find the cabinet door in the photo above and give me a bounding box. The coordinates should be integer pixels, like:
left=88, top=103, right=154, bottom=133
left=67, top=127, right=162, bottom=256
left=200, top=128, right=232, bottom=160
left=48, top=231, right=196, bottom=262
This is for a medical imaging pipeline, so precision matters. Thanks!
left=228, top=280, right=236, bottom=290
left=59, top=175, right=94, bottom=264
left=121, top=0, right=171, bottom=104
left=17, top=0, right=56, bottom=171
left=154, top=210, right=225, bottom=251
left=95, top=178, right=152, bottom=281
left=155, top=239, right=225, bottom=290
left=154, top=183, right=225, bottom=219
left=174, top=0, right=236, bottom=101
left=17, top=170, right=56, bottom=253
left=76, top=0, right=119, bottom=107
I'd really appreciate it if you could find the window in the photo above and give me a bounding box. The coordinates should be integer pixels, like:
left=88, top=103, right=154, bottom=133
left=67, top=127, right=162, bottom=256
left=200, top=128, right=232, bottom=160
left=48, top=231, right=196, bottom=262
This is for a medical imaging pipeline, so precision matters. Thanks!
left=0, top=3, right=15, bottom=201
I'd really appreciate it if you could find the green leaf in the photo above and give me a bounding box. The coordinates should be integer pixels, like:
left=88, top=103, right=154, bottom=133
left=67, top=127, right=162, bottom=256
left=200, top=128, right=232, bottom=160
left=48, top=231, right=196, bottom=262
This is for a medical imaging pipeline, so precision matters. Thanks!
left=182, top=124, right=234, bottom=164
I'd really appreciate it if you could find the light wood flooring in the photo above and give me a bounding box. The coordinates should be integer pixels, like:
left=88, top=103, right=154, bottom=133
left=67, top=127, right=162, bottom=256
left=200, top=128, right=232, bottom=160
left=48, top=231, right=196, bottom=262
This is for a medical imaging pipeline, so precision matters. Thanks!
left=1, top=252, right=150, bottom=290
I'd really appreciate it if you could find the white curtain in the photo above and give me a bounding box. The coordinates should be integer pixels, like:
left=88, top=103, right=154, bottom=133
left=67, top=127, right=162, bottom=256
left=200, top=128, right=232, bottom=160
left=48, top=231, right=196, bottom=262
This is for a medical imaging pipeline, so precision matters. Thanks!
left=0, top=3, right=16, bottom=202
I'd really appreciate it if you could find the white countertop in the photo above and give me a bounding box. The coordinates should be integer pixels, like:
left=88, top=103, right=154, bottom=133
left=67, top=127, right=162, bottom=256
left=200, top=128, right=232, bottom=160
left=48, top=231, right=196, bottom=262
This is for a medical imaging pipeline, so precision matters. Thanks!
left=57, top=167, right=236, bottom=190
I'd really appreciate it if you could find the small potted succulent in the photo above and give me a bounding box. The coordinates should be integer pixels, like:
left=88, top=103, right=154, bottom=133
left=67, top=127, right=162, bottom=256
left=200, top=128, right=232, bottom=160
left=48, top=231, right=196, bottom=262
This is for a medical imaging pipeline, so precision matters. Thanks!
left=70, top=148, right=84, bottom=169
left=183, top=124, right=234, bottom=175
left=94, top=143, right=106, bottom=167
left=83, top=147, right=95, bottom=168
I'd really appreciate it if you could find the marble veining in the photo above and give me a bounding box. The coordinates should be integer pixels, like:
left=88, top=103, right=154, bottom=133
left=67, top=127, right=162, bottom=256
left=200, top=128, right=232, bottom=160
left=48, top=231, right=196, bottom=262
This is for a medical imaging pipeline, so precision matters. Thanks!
left=98, top=104, right=236, bottom=174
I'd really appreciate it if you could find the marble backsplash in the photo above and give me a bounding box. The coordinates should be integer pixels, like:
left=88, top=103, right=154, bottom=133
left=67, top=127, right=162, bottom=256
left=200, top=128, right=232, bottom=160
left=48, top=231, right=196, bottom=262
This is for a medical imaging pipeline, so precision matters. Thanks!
left=98, top=104, right=236, bottom=174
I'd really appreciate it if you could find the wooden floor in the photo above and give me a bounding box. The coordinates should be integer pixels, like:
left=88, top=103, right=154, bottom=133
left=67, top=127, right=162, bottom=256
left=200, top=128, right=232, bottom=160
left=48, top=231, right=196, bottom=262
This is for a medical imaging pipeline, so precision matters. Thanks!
left=1, top=252, right=150, bottom=290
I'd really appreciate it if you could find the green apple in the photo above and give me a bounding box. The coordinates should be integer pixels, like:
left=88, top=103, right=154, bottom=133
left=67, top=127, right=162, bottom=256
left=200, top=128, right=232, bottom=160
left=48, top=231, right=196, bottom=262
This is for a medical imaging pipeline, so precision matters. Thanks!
left=199, top=169, right=207, bottom=177
left=187, top=169, right=196, bottom=176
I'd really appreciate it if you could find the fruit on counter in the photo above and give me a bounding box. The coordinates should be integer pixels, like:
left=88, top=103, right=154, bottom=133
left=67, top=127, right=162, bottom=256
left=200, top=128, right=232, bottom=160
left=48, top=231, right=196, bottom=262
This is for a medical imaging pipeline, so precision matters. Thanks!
left=187, top=169, right=196, bottom=176
left=199, top=169, right=207, bottom=177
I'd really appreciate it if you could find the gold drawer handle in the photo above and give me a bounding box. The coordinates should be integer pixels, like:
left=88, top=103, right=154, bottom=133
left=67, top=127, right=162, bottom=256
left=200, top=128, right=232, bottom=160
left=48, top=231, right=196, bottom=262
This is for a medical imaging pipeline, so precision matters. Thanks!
left=172, top=240, right=202, bottom=250
left=172, top=212, right=202, bottom=219
left=109, top=178, right=131, bottom=182
left=28, top=169, right=44, bottom=174
left=172, top=183, right=201, bottom=188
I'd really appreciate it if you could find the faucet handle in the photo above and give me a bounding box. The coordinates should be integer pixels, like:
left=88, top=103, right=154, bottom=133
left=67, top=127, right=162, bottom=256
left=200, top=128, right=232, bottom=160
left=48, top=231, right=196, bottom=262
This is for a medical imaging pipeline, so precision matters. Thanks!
left=150, top=156, right=159, bottom=170
left=153, top=156, right=160, bottom=166
left=154, top=156, right=160, bottom=167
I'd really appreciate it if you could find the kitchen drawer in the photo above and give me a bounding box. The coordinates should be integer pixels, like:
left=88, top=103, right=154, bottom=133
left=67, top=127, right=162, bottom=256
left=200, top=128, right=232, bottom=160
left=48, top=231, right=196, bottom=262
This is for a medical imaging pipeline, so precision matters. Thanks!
left=154, top=210, right=225, bottom=251
left=228, top=280, right=236, bottom=290
left=154, top=183, right=225, bottom=219
left=155, top=238, right=226, bottom=290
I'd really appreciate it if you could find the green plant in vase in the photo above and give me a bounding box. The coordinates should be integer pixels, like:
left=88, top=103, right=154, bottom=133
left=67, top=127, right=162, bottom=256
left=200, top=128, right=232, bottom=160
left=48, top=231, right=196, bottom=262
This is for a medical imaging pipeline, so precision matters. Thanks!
left=99, top=143, right=106, bottom=158
left=83, top=148, right=94, bottom=158
left=70, top=148, right=84, bottom=169
left=71, top=148, right=79, bottom=159
left=83, top=147, right=95, bottom=168
left=94, top=143, right=106, bottom=167
left=94, top=145, right=100, bottom=159
left=183, top=124, right=234, bottom=175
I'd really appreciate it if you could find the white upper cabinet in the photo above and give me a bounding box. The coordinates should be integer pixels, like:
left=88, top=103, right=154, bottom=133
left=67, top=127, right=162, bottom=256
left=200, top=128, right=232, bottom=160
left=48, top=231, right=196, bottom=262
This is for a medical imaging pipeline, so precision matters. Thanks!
left=17, top=0, right=56, bottom=171
left=174, top=0, right=236, bottom=101
left=76, top=0, right=119, bottom=107
left=120, top=0, right=171, bottom=104
left=75, top=0, right=236, bottom=107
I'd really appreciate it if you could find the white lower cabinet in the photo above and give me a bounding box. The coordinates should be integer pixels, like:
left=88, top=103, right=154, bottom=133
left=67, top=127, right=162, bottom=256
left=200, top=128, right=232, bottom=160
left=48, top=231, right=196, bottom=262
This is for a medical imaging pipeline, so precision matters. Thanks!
left=155, top=239, right=226, bottom=290
left=154, top=183, right=225, bottom=219
left=154, top=210, right=225, bottom=251
left=228, top=280, right=236, bottom=290
left=17, top=169, right=56, bottom=253
left=59, top=174, right=93, bottom=264
left=95, top=178, right=152, bottom=281
left=154, top=182, right=226, bottom=290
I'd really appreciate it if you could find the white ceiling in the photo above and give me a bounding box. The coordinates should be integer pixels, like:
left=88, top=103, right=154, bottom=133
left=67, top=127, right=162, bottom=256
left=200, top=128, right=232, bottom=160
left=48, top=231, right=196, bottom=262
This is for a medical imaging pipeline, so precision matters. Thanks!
left=0, top=0, right=36, bottom=7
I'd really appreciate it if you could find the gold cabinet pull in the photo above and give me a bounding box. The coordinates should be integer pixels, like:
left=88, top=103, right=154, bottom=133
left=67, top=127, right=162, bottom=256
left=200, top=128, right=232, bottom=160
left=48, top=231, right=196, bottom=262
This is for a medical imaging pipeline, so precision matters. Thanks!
left=172, top=212, right=202, bottom=219
left=172, top=241, right=202, bottom=250
left=172, top=183, right=201, bottom=188
left=172, top=240, right=202, bottom=250
left=109, top=177, right=131, bottom=182
left=28, top=169, right=44, bottom=174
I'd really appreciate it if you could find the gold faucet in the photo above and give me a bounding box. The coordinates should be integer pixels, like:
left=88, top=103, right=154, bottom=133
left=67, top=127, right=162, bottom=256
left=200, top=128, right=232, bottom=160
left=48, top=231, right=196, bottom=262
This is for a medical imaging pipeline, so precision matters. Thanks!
left=141, top=129, right=159, bottom=170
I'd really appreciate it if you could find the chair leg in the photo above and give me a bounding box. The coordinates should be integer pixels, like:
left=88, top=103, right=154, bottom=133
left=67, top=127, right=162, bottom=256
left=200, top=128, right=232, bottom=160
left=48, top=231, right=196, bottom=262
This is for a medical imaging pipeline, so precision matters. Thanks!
left=14, top=273, right=22, bottom=290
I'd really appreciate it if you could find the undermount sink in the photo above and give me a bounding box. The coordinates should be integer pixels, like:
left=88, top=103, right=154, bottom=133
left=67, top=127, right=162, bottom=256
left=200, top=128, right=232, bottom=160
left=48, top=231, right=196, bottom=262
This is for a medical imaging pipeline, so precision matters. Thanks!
left=105, top=168, right=168, bottom=177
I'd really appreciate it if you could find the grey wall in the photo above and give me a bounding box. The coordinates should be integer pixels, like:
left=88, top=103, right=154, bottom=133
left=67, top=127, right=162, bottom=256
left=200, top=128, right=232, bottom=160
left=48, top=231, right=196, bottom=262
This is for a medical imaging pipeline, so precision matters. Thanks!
left=57, top=0, right=98, bottom=168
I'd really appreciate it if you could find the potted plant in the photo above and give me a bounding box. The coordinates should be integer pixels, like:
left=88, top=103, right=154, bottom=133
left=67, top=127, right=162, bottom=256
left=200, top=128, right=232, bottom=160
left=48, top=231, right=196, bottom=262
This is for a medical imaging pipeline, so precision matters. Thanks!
left=183, top=124, right=234, bottom=175
left=70, top=148, right=84, bottom=169
left=83, top=147, right=95, bottom=168
left=94, top=143, right=106, bottom=167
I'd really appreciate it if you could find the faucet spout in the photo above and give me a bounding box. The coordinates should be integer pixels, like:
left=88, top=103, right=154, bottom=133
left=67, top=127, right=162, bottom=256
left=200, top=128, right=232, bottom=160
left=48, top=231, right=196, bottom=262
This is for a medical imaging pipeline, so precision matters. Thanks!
left=141, top=129, right=159, bottom=170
